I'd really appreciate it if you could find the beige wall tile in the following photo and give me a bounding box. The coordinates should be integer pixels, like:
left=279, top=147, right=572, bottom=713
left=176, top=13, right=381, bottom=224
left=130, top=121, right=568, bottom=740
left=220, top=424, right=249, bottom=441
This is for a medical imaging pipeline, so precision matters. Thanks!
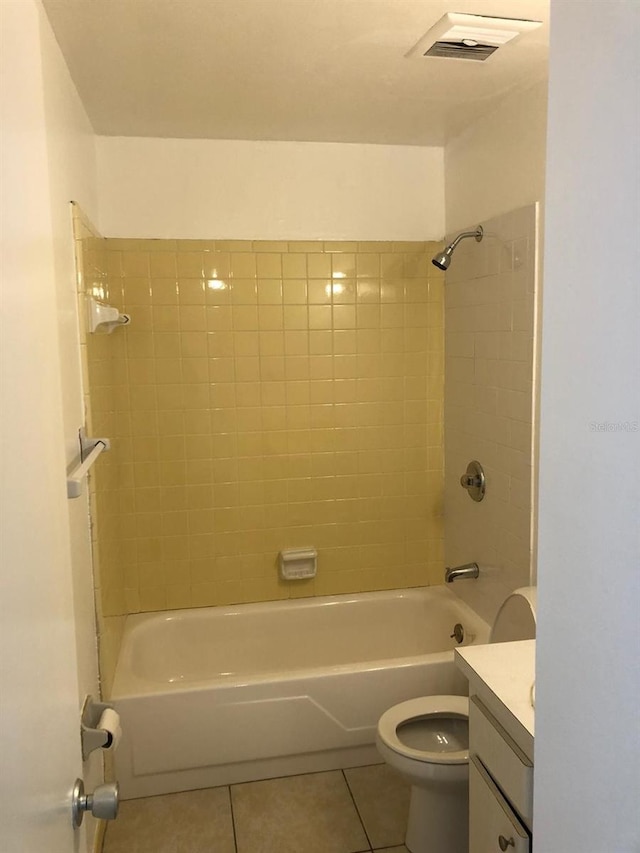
left=87, top=239, right=443, bottom=621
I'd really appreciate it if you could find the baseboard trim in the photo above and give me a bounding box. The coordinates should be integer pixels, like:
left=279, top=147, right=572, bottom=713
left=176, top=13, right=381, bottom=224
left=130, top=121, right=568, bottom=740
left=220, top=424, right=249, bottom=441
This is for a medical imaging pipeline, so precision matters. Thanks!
left=93, top=819, right=107, bottom=853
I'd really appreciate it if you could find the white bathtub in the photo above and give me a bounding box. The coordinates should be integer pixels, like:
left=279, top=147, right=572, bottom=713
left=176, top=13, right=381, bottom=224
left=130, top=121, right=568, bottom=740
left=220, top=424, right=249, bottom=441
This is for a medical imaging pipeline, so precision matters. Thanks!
left=111, top=586, right=489, bottom=798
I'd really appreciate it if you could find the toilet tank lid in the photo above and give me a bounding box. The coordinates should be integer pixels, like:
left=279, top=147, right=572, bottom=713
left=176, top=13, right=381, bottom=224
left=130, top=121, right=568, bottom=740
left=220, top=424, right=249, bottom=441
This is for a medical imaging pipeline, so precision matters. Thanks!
left=490, top=586, right=537, bottom=643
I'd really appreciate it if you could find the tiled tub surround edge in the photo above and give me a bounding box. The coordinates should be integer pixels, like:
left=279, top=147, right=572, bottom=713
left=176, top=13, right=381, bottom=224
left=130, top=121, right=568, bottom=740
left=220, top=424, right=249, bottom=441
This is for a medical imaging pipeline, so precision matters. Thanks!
left=444, top=204, right=538, bottom=626
left=72, top=205, right=127, bottom=698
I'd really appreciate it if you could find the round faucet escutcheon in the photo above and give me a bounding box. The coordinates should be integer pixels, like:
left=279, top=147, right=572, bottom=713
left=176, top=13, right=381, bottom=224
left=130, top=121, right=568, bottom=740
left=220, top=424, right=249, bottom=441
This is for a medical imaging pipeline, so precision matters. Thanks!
left=459, top=460, right=485, bottom=502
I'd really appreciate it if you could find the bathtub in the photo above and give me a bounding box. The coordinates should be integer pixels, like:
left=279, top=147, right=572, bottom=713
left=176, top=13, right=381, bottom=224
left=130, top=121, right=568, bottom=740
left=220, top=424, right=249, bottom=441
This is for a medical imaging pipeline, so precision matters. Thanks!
left=111, top=586, right=489, bottom=798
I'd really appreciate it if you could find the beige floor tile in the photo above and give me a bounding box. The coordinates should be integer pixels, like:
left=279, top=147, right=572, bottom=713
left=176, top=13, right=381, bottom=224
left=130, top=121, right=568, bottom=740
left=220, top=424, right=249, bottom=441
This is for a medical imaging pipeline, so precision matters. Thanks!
left=103, top=786, right=235, bottom=853
left=344, top=764, right=410, bottom=849
left=372, top=847, right=409, bottom=852
left=231, top=770, right=370, bottom=853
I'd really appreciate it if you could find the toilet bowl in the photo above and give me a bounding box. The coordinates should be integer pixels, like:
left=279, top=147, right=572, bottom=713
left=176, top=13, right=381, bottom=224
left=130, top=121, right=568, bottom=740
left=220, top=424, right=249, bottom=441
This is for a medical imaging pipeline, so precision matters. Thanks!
left=376, top=586, right=537, bottom=853
left=377, top=695, right=470, bottom=853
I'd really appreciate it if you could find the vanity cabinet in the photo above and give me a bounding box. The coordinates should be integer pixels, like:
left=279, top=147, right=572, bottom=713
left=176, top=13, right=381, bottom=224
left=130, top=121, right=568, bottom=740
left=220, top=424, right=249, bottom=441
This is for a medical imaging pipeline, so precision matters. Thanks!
left=455, top=641, right=536, bottom=853
left=469, top=756, right=530, bottom=853
left=468, top=696, right=533, bottom=852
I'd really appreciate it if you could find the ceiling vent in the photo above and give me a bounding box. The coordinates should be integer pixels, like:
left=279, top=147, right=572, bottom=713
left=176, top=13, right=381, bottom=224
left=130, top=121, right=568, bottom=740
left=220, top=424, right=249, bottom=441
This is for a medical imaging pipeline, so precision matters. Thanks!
left=424, top=41, right=498, bottom=62
left=407, top=12, right=542, bottom=62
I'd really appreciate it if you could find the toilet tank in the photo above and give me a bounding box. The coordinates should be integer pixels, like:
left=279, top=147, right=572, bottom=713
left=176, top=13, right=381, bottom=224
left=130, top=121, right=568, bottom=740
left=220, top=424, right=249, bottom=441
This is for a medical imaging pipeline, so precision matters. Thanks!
left=490, top=587, right=537, bottom=643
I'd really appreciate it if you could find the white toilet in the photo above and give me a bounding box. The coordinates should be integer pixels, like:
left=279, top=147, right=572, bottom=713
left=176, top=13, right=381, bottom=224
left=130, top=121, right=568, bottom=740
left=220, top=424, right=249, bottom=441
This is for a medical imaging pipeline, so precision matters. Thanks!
left=376, top=587, right=537, bottom=853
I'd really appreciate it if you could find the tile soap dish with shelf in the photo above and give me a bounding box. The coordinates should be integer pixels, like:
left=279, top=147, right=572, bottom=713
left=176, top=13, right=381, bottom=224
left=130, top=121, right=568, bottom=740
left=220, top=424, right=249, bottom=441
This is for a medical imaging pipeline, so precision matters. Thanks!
left=279, top=548, right=317, bottom=580
left=88, top=296, right=130, bottom=334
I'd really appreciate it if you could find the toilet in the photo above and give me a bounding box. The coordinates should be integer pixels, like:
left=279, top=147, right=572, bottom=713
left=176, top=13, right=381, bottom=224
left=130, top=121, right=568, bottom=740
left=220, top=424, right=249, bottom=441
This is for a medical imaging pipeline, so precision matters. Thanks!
left=376, top=587, right=537, bottom=853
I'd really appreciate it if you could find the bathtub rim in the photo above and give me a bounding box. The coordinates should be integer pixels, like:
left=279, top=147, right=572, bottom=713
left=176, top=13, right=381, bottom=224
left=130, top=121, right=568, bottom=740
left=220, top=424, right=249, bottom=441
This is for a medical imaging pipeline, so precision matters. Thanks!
left=110, top=585, right=490, bottom=699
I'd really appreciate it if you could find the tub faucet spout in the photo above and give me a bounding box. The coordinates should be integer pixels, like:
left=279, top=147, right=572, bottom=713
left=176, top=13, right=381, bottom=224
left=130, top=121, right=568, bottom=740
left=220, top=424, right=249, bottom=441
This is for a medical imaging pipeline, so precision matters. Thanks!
left=445, top=563, right=479, bottom=583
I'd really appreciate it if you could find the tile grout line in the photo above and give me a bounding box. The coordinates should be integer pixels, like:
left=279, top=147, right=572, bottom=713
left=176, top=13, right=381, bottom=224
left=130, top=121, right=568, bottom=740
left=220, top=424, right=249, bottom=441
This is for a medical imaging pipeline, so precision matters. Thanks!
left=227, top=784, right=239, bottom=853
left=341, top=769, right=374, bottom=852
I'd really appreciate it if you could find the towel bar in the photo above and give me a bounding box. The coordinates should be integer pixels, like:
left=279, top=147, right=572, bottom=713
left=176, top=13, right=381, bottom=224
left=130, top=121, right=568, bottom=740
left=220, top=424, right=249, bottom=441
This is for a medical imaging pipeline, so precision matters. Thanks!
left=67, top=429, right=110, bottom=498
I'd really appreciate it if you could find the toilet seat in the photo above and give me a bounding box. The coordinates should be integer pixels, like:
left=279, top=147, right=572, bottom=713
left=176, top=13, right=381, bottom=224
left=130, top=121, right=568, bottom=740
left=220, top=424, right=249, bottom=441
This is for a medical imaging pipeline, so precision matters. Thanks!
left=377, top=696, right=469, bottom=765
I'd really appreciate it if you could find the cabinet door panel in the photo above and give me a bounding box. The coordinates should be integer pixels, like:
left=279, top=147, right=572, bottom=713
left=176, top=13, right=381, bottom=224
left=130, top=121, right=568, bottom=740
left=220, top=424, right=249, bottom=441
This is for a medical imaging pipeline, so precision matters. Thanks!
left=470, top=755, right=530, bottom=853
left=470, top=696, right=533, bottom=825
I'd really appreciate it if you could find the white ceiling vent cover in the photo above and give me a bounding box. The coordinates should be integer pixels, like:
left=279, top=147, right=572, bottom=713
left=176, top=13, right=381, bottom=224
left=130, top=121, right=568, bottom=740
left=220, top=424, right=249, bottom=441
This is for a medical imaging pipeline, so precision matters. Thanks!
left=407, top=12, right=542, bottom=62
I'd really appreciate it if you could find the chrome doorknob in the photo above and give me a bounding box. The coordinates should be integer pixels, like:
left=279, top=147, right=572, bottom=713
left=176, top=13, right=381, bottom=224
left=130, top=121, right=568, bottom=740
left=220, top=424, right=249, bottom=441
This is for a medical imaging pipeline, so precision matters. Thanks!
left=71, top=778, right=119, bottom=827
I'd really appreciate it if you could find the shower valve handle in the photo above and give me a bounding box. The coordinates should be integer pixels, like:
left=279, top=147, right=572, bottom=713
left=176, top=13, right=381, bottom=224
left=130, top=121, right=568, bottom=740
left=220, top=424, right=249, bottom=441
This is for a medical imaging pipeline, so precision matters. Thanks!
left=459, top=460, right=486, bottom=502
left=460, top=474, right=481, bottom=488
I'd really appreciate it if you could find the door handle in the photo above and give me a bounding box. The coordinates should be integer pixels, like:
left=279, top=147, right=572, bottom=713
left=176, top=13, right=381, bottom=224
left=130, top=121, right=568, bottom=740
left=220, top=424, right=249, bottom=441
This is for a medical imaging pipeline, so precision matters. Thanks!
left=71, top=778, right=119, bottom=827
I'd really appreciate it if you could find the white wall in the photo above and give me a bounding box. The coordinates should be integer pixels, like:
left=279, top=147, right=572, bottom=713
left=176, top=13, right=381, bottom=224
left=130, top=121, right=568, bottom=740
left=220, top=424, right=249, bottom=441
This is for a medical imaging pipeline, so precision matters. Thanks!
left=444, top=77, right=548, bottom=235
left=40, top=5, right=99, bottom=457
left=535, top=2, right=640, bottom=851
left=442, top=71, right=548, bottom=618
left=96, top=136, right=444, bottom=240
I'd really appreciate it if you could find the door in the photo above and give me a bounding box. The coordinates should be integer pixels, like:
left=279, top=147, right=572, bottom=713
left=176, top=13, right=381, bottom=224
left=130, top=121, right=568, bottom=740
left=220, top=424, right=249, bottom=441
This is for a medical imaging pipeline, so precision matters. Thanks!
left=0, top=2, right=85, bottom=850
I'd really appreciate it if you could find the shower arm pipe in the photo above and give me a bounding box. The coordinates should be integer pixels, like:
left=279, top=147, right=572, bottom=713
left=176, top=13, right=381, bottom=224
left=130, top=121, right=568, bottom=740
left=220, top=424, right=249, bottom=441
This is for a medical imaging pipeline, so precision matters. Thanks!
left=446, top=226, right=483, bottom=252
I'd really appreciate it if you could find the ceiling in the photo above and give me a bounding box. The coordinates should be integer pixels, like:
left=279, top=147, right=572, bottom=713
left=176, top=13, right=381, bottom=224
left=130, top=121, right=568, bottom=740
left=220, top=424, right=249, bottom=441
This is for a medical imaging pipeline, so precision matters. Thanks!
left=42, top=0, right=549, bottom=146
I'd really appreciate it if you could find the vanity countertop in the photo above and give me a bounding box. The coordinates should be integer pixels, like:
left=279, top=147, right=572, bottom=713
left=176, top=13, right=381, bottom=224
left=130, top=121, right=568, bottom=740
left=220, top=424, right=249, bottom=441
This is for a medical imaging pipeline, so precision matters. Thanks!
left=455, top=639, right=535, bottom=762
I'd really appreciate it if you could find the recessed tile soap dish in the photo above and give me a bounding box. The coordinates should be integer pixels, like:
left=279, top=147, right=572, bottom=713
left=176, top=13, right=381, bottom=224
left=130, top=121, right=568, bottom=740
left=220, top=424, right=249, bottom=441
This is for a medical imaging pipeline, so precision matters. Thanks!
left=279, top=548, right=317, bottom=580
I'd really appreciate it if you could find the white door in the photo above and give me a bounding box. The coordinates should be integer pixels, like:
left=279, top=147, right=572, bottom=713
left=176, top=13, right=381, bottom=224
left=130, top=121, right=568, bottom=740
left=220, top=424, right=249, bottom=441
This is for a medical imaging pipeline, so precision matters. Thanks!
left=0, top=2, right=85, bottom=850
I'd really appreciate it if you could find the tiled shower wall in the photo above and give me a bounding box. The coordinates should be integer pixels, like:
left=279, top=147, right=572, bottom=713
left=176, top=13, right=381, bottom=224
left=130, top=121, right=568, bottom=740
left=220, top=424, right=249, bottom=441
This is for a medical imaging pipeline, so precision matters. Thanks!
left=85, top=239, right=445, bottom=635
left=444, top=204, right=538, bottom=625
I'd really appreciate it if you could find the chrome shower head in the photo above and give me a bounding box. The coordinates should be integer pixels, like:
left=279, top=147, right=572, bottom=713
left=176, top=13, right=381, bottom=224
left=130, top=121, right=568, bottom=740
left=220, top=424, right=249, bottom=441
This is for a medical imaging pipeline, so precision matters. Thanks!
left=432, top=226, right=483, bottom=270
left=431, top=247, right=454, bottom=270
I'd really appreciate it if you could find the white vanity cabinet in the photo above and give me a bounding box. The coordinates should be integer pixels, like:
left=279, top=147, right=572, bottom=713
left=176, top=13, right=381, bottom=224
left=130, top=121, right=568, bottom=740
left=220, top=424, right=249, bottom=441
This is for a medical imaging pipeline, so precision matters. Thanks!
left=469, top=756, right=530, bottom=853
left=455, top=640, right=535, bottom=853
left=468, top=696, right=533, bottom=852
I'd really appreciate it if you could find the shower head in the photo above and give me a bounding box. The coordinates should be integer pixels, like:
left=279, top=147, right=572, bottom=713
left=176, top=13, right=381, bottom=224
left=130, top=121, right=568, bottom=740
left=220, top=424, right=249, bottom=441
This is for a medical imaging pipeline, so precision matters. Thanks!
left=431, top=247, right=454, bottom=271
left=432, top=226, right=483, bottom=270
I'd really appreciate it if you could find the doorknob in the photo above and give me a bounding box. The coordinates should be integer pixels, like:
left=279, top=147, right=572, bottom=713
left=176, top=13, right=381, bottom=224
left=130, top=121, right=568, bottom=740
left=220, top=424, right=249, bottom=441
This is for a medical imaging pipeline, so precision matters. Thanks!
left=71, top=778, right=119, bottom=827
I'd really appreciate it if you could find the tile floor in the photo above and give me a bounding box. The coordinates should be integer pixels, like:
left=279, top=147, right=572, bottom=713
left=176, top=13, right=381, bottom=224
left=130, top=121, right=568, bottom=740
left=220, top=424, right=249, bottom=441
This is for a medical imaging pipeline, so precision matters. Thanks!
left=104, top=764, right=411, bottom=853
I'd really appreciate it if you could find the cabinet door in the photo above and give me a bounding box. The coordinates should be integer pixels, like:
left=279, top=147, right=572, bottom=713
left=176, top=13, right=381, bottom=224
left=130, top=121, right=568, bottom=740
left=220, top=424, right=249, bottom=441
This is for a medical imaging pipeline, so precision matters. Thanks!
left=470, top=696, right=533, bottom=826
left=470, top=755, right=531, bottom=853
